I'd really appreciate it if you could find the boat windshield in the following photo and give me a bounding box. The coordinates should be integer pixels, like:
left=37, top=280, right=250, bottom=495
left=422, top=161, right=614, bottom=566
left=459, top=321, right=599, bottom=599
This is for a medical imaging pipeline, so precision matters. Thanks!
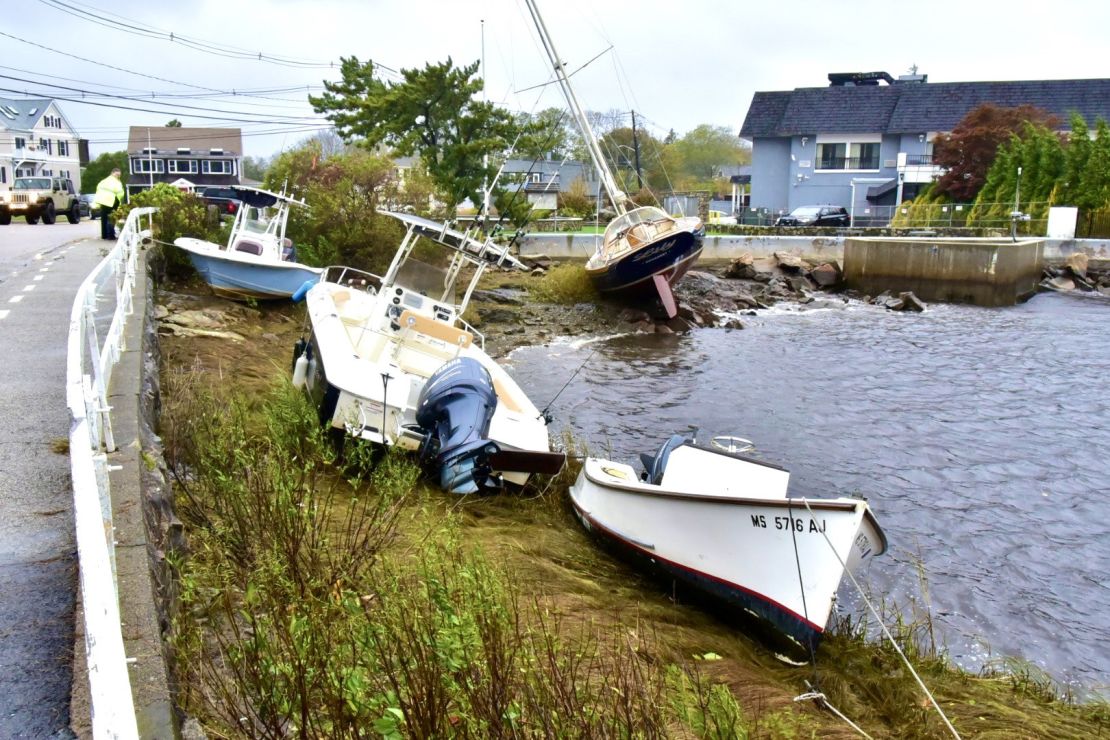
left=240, top=206, right=276, bottom=235
left=394, top=257, right=458, bottom=305
left=602, top=206, right=674, bottom=244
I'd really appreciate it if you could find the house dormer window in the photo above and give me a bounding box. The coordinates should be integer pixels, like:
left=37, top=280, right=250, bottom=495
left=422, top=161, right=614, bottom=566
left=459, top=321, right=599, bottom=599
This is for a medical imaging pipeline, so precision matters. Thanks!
left=141, top=147, right=157, bottom=155
left=209, top=148, right=224, bottom=155
left=177, top=147, right=191, bottom=155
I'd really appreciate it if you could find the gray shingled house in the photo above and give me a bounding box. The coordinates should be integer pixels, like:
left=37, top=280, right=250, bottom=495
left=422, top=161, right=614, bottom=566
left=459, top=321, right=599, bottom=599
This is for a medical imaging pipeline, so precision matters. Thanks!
left=739, top=71, right=1110, bottom=224
left=126, top=126, right=243, bottom=197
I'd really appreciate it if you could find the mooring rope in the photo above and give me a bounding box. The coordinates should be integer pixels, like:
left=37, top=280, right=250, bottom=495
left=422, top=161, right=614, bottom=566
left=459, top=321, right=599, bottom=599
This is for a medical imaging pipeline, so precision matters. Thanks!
left=797, top=497, right=962, bottom=739
left=793, top=687, right=875, bottom=740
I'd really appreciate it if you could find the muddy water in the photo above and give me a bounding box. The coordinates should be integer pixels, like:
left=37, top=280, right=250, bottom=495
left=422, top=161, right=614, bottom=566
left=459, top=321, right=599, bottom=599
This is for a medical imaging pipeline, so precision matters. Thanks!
left=507, top=291, right=1110, bottom=692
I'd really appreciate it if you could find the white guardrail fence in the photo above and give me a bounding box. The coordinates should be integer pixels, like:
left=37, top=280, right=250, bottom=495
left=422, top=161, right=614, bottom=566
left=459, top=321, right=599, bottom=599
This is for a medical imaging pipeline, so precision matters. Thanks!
left=66, top=207, right=156, bottom=739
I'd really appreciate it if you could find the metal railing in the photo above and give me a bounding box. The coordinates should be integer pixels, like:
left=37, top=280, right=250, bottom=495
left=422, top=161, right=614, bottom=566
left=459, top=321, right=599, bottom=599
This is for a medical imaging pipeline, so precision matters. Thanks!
left=816, top=156, right=882, bottom=171
left=66, top=206, right=156, bottom=740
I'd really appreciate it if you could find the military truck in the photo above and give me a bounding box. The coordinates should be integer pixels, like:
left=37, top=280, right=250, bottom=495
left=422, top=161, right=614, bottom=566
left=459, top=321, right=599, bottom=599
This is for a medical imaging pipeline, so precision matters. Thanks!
left=0, top=176, right=82, bottom=225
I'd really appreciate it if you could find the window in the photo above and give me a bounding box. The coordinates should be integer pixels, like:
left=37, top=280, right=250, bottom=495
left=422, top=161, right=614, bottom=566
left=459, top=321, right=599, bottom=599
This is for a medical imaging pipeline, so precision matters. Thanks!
left=177, top=147, right=191, bottom=155
left=169, top=159, right=198, bottom=174
left=44, top=139, right=53, bottom=155
left=14, top=136, right=25, bottom=149
left=57, top=141, right=68, bottom=156
left=209, top=148, right=224, bottom=155
left=531, top=172, right=541, bottom=184
left=202, top=159, right=234, bottom=175
left=141, top=147, right=157, bottom=155
left=131, top=157, right=165, bottom=174
left=815, top=137, right=881, bottom=171
left=1, top=166, right=6, bottom=184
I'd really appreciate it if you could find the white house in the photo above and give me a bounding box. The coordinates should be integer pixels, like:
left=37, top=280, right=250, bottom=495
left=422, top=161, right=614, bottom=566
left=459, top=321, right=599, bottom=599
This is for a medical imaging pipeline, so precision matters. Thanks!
left=0, top=97, right=84, bottom=192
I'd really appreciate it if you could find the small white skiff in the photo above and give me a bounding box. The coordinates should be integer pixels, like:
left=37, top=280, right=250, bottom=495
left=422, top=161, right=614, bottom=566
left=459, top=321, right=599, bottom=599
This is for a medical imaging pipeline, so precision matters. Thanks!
left=569, top=433, right=886, bottom=649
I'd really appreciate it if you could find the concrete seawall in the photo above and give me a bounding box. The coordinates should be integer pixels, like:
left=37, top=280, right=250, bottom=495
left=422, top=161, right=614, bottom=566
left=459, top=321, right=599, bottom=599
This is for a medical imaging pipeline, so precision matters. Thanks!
left=517, top=232, right=1110, bottom=265
left=843, top=237, right=1044, bottom=306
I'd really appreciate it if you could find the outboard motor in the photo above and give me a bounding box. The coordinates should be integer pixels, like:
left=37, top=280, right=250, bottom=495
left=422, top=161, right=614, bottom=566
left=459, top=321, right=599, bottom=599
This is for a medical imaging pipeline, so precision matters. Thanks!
left=416, top=357, right=500, bottom=494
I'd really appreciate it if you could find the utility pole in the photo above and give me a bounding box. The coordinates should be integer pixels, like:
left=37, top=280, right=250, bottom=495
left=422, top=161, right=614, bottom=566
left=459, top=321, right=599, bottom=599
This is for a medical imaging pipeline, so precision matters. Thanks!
left=630, top=109, right=643, bottom=191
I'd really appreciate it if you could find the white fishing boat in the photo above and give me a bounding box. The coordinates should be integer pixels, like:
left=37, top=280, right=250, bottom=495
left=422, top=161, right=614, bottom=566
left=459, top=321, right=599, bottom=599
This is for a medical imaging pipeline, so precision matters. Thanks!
left=293, top=211, right=564, bottom=493
left=569, top=432, right=886, bottom=650
left=523, top=0, right=704, bottom=318
left=174, top=186, right=321, bottom=300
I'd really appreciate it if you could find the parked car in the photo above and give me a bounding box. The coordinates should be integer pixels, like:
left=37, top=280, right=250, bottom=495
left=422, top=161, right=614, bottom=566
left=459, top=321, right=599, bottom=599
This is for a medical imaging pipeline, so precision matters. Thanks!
left=199, top=187, right=241, bottom=217
left=0, top=176, right=82, bottom=225
left=707, top=209, right=738, bottom=226
left=775, top=205, right=850, bottom=227
left=78, top=193, right=102, bottom=219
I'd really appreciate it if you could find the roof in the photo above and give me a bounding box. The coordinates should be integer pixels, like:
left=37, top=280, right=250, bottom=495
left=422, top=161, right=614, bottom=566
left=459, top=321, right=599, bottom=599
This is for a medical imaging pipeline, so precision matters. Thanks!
left=126, top=126, right=243, bottom=155
left=0, top=97, right=54, bottom=130
left=741, top=78, right=1110, bottom=138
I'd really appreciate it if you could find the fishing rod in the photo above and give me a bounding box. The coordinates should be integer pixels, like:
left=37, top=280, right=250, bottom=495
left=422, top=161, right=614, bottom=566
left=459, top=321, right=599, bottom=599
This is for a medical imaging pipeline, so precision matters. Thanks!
left=539, top=347, right=597, bottom=419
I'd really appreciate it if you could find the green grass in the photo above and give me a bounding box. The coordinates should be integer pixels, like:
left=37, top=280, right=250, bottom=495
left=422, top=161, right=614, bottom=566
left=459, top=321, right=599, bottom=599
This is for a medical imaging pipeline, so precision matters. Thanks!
left=161, top=365, right=1110, bottom=739
left=529, top=263, right=599, bottom=304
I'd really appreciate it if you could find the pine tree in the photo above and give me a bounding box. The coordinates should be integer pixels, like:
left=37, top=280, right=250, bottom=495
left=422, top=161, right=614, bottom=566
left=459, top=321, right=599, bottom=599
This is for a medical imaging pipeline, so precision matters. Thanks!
left=1056, top=113, right=1091, bottom=205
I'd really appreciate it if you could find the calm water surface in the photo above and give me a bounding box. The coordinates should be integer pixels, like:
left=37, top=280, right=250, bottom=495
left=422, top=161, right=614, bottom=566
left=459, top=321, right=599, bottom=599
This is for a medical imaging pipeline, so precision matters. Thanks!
left=508, top=291, right=1110, bottom=692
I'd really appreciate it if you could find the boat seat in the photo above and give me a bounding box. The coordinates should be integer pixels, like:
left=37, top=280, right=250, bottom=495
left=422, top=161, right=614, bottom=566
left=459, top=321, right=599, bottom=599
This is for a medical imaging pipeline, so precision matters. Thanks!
left=398, top=310, right=472, bottom=350
left=234, top=240, right=264, bottom=255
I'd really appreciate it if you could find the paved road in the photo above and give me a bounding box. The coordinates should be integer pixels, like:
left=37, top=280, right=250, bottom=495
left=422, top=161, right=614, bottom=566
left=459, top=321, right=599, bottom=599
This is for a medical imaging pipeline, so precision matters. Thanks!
left=0, top=218, right=106, bottom=738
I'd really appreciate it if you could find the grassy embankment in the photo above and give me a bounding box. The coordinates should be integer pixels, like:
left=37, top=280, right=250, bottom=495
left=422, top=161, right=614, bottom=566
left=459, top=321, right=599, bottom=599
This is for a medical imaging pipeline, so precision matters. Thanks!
left=159, top=270, right=1107, bottom=739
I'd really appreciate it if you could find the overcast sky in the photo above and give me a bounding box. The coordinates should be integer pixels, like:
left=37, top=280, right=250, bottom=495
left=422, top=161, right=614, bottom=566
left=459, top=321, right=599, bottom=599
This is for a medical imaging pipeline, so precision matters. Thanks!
left=6, top=0, right=1110, bottom=159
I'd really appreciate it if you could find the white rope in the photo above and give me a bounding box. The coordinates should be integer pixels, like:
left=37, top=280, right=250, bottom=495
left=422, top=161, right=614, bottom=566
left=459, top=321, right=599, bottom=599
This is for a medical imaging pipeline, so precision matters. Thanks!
left=794, top=690, right=874, bottom=739
left=798, top=497, right=962, bottom=739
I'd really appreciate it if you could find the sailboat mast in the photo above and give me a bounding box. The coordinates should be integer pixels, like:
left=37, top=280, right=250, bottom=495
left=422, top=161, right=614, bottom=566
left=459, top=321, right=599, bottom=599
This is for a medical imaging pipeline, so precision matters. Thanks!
left=522, top=0, right=627, bottom=214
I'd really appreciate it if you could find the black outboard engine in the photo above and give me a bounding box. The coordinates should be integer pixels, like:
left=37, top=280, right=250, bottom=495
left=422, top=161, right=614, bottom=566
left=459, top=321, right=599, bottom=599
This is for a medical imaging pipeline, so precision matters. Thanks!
left=416, top=357, right=500, bottom=494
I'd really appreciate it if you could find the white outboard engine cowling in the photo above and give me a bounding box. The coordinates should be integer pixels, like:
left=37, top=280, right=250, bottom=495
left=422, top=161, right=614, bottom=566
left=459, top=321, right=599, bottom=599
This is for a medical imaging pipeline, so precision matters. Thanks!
left=416, top=357, right=500, bottom=494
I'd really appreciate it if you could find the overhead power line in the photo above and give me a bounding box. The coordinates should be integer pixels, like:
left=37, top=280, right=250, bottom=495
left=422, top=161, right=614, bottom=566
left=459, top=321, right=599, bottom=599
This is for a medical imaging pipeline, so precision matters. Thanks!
left=0, top=64, right=323, bottom=107
left=83, top=124, right=335, bottom=145
left=37, top=0, right=337, bottom=69
left=0, top=83, right=329, bottom=126
left=0, top=74, right=326, bottom=124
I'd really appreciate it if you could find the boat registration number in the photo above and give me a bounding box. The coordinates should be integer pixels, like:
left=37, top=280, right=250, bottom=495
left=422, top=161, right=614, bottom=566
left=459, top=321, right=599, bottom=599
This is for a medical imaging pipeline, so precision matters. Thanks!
left=750, top=515, right=826, bottom=534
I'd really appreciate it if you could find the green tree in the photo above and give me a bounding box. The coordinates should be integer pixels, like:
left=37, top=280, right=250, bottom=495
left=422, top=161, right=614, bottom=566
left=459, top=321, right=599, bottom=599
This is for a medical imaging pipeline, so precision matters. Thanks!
left=242, top=155, right=271, bottom=181
left=516, top=107, right=574, bottom=161
left=310, top=56, right=523, bottom=212
left=165, top=119, right=182, bottom=127
left=81, top=151, right=129, bottom=194
left=673, top=124, right=750, bottom=183
left=264, top=141, right=405, bottom=272
left=1077, top=119, right=1110, bottom=215
left=1055, top=113, right=1091, bottom=205
left=932, top=103, right=1058, bottom=201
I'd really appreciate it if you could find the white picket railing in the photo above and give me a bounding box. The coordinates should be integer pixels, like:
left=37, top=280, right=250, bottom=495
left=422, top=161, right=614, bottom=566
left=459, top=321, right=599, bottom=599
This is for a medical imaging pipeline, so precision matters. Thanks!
left=66, top=207, right=157, bottom=739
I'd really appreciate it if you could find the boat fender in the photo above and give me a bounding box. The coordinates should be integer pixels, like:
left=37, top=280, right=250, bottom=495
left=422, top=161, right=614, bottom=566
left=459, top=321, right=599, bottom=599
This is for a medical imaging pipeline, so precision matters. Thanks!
left=291, top=338, right=307, bottom=372
left=291, top=279, right=316, bottom=303
left=291, top=340, right=310, bottom=389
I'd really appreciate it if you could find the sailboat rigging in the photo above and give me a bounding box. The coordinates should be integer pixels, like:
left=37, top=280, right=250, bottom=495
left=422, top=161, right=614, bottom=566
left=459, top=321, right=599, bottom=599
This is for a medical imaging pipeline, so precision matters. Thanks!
left=522, top=0, right=705, bottom=318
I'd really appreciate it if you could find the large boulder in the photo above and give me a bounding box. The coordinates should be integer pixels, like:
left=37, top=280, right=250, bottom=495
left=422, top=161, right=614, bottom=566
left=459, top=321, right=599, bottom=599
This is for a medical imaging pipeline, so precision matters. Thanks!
left=724, top=253, right=758, bottom=280
left=1042, top=276, right=1076, bottom=292
left=898, top=291, right=926, bottom=312
left=1065, top=253, right=1089, bottom=279
left=773, top=251, right=807, bottom=271
left=810, top=262, right=841, bottom=288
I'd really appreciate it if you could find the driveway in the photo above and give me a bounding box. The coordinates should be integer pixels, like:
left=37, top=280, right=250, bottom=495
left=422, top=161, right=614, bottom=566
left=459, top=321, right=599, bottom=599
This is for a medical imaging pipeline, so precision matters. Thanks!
left=0, top=219, right=106, bottom=737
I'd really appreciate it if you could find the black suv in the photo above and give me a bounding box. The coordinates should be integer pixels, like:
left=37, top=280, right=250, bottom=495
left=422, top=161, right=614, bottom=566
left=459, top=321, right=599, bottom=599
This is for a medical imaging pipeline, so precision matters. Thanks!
left=775, top=205, right=850, bottom=227
left=199, top=187, right=241, bottom=217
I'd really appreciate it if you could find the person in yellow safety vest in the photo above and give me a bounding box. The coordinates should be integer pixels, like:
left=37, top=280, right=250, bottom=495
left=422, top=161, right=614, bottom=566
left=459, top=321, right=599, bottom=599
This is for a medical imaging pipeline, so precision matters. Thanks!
left=94, top=167, right=125, bottom=240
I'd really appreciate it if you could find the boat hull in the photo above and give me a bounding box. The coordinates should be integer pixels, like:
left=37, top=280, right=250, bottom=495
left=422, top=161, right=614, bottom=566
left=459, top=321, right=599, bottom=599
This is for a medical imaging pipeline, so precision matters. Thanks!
left=176, top=238, right=322, bottom=300
left=569, top=457, right=884, bottom=652
left=587, top=227, right=704, bottom=298
left=300, top=276, right=557, bottom=489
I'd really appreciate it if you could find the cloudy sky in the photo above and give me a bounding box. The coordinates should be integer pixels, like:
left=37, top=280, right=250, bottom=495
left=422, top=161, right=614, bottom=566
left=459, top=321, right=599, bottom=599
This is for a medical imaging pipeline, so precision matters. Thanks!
left=5, top=0, right=1110, bottom=158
